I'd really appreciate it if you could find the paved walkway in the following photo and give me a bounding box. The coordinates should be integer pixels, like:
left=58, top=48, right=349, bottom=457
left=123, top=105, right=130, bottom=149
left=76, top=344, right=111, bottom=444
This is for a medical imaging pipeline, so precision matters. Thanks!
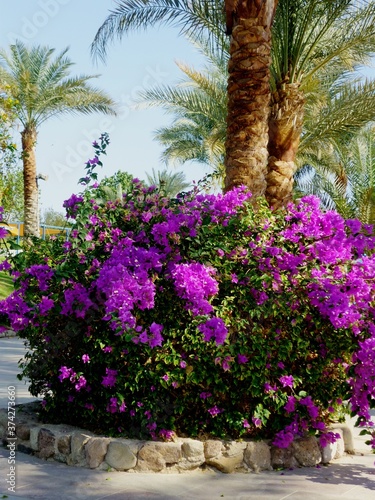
left=1, top=336, right=375, bottom=500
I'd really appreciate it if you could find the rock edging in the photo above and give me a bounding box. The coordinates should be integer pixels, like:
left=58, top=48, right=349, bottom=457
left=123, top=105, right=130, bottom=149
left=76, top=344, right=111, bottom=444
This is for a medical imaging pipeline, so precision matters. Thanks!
left=0, top=329, right=17, bottom=338
left=0, top=403, right=354, bottom=474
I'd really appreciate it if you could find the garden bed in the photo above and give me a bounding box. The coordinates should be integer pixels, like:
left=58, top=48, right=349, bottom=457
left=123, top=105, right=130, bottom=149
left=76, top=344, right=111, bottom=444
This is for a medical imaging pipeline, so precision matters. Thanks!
left=0, top=402, right=353, bottom=474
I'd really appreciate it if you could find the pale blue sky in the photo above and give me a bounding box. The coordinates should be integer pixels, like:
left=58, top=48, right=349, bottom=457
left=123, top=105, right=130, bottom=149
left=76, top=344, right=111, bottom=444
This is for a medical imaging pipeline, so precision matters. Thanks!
left=0, top=0, right=208, bottom=214
left=1, top=1, right=374, bottom=216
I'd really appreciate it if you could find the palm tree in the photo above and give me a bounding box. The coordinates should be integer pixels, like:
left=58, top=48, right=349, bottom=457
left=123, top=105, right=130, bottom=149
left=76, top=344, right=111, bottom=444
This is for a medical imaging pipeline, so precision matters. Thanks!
left=223, top=0, right=278, bottom=198
left=0, top=41, right=116, bottom=237
left=295, top=126, right=375, bottom=224
left=136, top=37, right=228, bottom=185
left=146, top=168, right=190, bottom=196
left=136, top=10, right=375, bottom=205
left=92, top=0, right=277, bottom=200
left=266, top=0, right=375, bottom=208
left=92, top=1, right=375, bottom=209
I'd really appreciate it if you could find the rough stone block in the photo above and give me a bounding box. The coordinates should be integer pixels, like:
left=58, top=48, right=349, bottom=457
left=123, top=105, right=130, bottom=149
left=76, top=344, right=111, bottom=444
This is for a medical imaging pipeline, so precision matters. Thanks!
left=105, top=440, right=137, bottom=471
left=206, top=454, right=244, bottom=474
left=181, top=439, right=204, bottom=460
left=85, top=437, right=111, bottom=469
left=175, top=439, right=205, bottom=471
left=68, top=432, right=92, bottom=466
left=137, top=444, right=165, bottom=472
left=16, top=423, right=31, bottom=441
left=206, top=441, right=246, bottom=473
left=223, top=441, right=247, bottom=458
left=57, top=433, right=71, bottom=455
left=244, top=441, right=272, bottom=472
left=153, top=442, right=182, bottom=464
left=270, top=446, right=298, bottom=469
left=292, top=437, right=321, bottom=467
left=48, top=428, right=73, bottom=463
left=37, top=428, right=55, bottom=459
left=320, top=440, right=337, bottom=464
left=204, top=440, right=222, bottom=459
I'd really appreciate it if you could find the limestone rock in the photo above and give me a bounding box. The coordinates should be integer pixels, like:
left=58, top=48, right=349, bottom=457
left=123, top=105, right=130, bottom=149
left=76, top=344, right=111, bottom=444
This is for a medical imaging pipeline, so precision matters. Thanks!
left=105, top=440, right=137, bottom=471
left=153, top=442, right=182, bottom=464
left=320, top=441, right=337, bottom=464
left=204, top=440, right=222, bottom=459
left=292, top=437, right=321, bottom=467
left=244, top=441, right=272, bottom=472
left=206, top=454, right=244, bottom=474
left=177, top=439, right=205, bottom=471
left=16, top=423, right=31, bottom=441
left=37, top=428, right=55, bottom=459
left=85, top=437, right=111, bottom=469
left=271, top=446, right=298, bottom=469
left=137, top=444, right=165, bottom=472
left=68, top=432, right=92, bottom=466
left=57, top=433, right=71, bottom=456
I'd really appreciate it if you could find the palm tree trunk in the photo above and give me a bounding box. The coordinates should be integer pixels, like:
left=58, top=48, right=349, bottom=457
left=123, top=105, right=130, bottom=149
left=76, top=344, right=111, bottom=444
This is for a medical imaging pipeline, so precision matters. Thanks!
left=224, top=0, right=278, bottom=198
left=266, top=83, right=305, bottom=209
left=21, top=126, right=39, bottom=238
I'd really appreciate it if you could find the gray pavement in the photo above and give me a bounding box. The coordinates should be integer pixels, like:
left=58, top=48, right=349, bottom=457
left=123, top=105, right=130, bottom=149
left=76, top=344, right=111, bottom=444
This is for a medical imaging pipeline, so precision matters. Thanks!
left=1, top=336, right=375, bottom=500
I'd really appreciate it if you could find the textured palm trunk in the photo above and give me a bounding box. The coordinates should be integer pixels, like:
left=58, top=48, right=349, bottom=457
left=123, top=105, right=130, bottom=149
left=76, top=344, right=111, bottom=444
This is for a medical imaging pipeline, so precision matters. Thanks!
left=224, top=0, right=278, bottom=198
left=266, top=83, right=305, bottom=209
left=21, top=126, right=39, bottom=238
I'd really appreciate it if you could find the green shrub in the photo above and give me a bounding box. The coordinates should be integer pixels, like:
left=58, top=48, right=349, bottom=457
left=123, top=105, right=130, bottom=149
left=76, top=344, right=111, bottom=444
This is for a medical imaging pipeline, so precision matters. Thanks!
left=1, top=134, right=375, bottom=450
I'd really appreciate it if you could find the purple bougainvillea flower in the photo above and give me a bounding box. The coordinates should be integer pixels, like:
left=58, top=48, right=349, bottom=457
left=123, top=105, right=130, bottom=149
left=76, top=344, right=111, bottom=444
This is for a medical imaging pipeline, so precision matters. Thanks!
left=198, top=317, right=228, bottom=345
left=102, top=368, right=117, bottom=388
left=237, top=354, right=248, bottom=364
left=279, top=375, right=294, bottom=388
left=208, top=405, right=222, bottom=417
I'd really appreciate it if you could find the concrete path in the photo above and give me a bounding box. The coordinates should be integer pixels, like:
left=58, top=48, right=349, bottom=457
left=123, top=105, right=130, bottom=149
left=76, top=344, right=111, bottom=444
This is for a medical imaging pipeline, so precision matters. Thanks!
left=1, top=336, right=375, bottom=500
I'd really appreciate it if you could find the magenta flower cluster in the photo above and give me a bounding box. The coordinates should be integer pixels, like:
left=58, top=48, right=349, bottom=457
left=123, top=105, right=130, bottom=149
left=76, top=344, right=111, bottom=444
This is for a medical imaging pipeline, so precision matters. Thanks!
left=1, top=138, right=375, bottom=449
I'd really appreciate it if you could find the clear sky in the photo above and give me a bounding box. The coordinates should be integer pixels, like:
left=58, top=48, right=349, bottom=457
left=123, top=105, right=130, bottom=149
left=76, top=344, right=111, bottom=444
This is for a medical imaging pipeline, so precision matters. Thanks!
left=0, top=0, right=208, bottom=215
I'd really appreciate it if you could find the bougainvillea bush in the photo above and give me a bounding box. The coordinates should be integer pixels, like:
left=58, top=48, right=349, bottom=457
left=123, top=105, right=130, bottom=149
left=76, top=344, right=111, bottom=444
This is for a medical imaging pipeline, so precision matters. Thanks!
left=1, top=134, right=375, bottom=451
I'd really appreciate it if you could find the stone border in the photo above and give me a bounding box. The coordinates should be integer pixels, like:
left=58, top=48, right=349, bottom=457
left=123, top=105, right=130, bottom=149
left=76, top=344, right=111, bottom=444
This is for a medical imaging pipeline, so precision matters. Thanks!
left=0, top=329, right=17, bottom=338
left=0, top=402, right=355, bottom=474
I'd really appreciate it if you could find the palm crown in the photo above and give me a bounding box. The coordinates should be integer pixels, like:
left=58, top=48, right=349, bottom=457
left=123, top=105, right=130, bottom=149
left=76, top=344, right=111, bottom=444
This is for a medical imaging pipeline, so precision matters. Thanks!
left=0, top=40, right=116, bottom=237
left=92, top=0, right=375, bottom=208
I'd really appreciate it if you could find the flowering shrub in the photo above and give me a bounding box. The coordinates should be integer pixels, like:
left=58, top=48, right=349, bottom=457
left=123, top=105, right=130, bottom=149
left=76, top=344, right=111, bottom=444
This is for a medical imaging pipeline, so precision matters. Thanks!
left=1, top=134, right=375, bottom=449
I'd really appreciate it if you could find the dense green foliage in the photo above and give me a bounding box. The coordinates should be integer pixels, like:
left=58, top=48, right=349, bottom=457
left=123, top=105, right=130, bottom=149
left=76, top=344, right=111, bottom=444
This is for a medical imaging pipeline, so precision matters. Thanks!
left=1, top=137, right=374, bottom=450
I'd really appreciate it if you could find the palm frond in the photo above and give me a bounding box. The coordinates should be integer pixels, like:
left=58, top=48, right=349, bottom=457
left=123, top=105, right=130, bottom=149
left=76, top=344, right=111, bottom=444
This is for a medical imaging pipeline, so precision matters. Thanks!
left=91, top=0, right=226, bottom=62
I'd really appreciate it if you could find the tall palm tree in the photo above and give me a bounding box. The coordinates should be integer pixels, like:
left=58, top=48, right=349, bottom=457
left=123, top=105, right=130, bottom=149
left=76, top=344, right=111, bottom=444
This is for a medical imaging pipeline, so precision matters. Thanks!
left=266, top=0, right=375, bottom=208
left=91, top=0, right=277, bottom=199
left=223, top=0, right=278, bottom=198
left=137, top=13, right=375, bottom=204
left=92, top=0, right=375, bottom=209
left=136, top=36, right=228, bottom=185
left=0, top=41, right=116, bottom=237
